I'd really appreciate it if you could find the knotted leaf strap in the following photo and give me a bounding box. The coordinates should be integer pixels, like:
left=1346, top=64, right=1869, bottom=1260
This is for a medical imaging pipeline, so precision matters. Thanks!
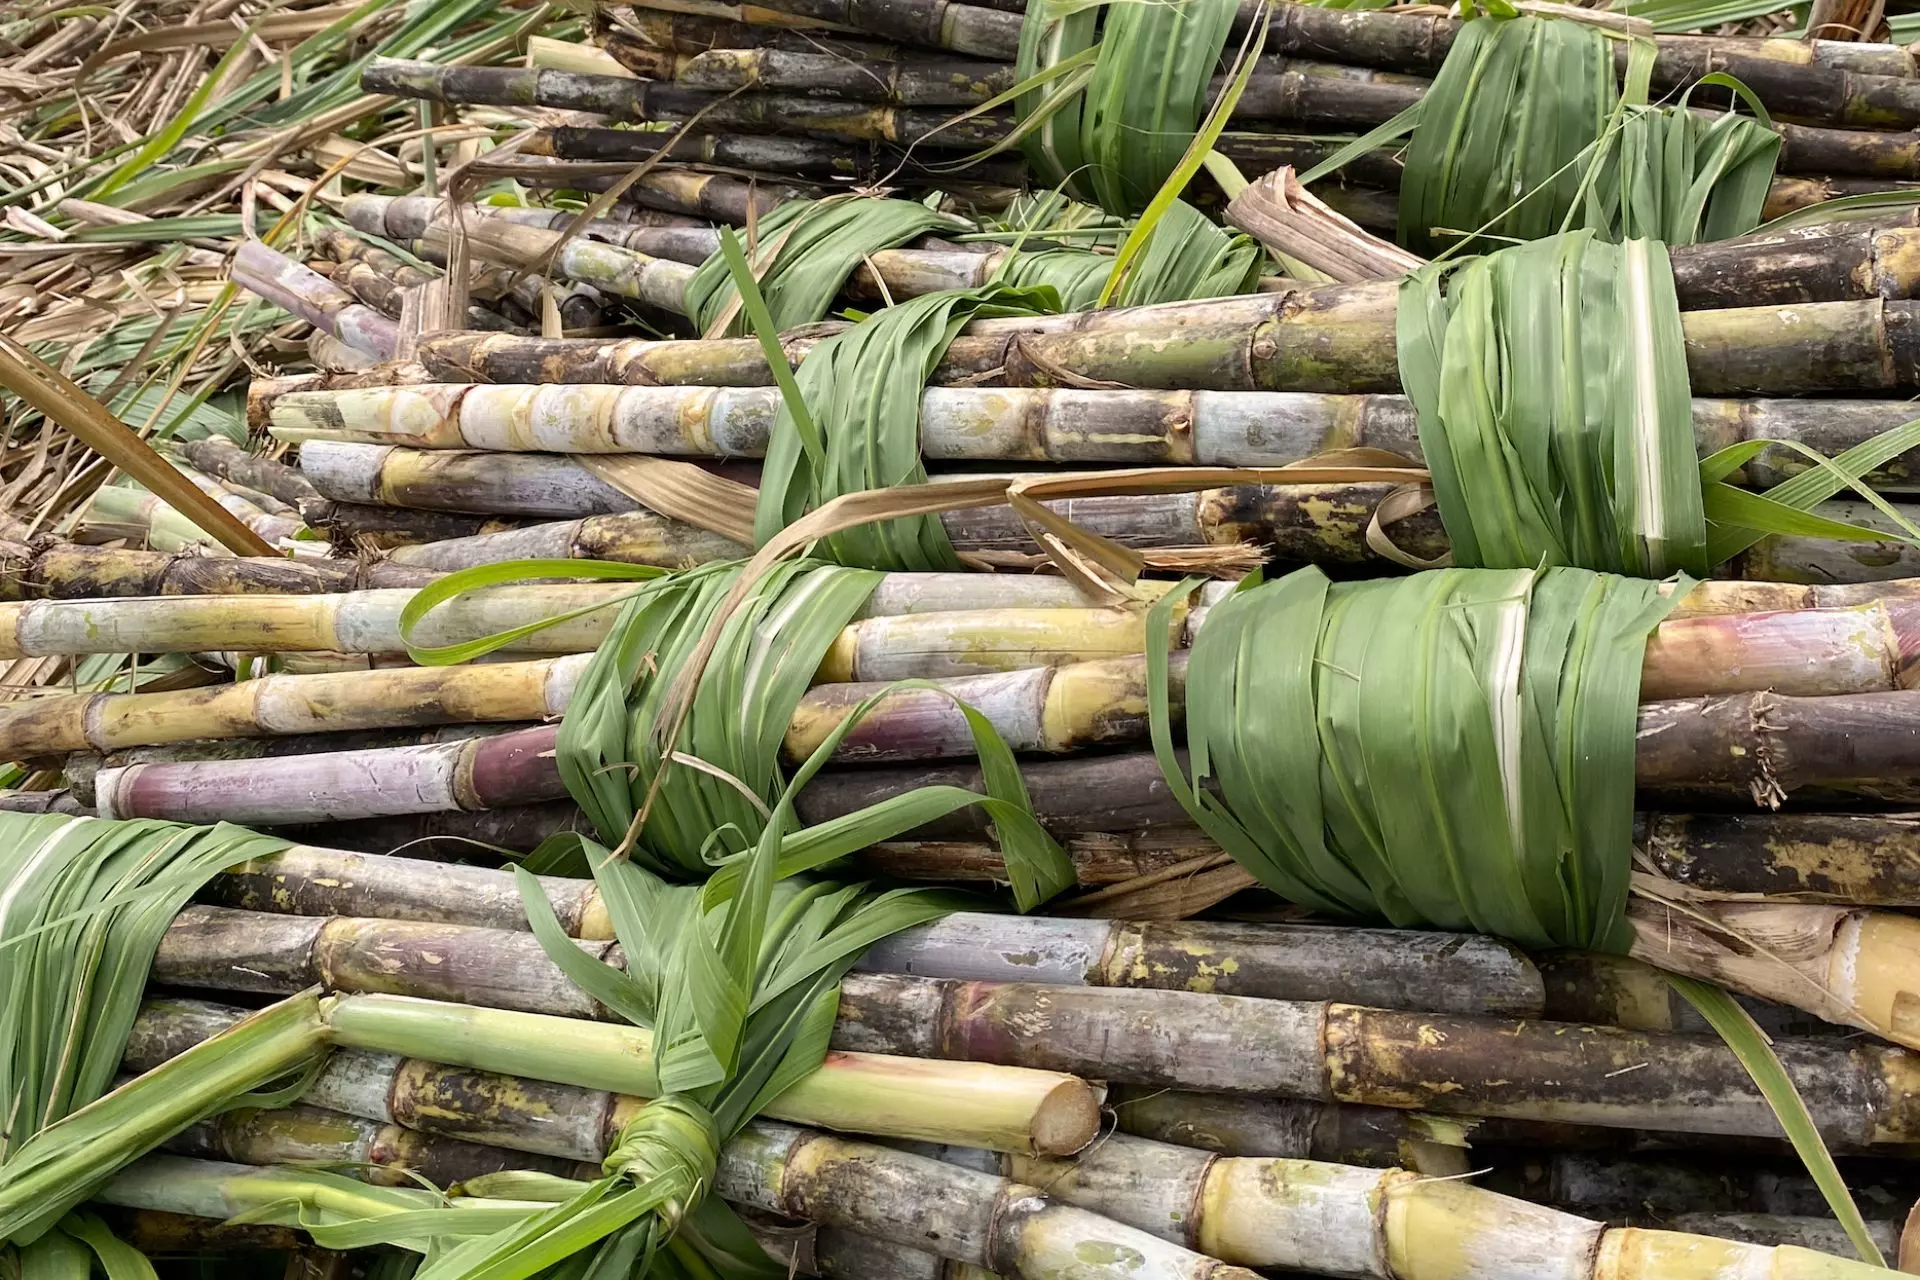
left=407, top=1094, right=723, bottom=1280
left=1015, top=0, right=1239, bottom=214
left=484, top=641, right=1037, bottom=1279
left=1399, top=230, right=1705, bottom=576
left=1153, top=565, right=1681, bottom=953
left=754, top=283, right=1058, bottom=571
left=683, top=196, right=965, bottom=336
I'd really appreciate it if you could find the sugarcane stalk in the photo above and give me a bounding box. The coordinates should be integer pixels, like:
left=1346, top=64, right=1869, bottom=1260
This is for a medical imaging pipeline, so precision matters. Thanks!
left=156, top=989, right=1100, bottom=1156
left=263, top=484, right=1422, bottom=573
left=142, top=905, right=1920, bottom=1144
left=600, top=36, right=1016, bottom=103
left=73, top=676, right=1920, bottom=821
left=399, top=288, right=1920, bottom=398
left=195, top=840, right=1540, bottom=1015
left=528, top=123, right=1031, bottom=185
left=1104, top=1084, right=1610, bottom=1170
left=172, top=460, right=296, bottom=518
left=375, top=507, right=748, bottom=569
left=299, top=499, right=529, bottom=550
left=163, top=1101, right=586, bottom=1186
left=230, top=240, right=397, bottom=360
left=1535, top=951, right=1845, bottom=1037
left=1636, top=810, right=1920, bottom=902
left=80, top=485, right=309, bottom=553
left=747, top=1218, right=1006, bottom=1280
left=58, top=729, right=528, bottom=813
left=569, top=162, right=808, bottom=223
left=151, top=1105, right=1003, bottom=1280
left=100, top=1206, right=302, bottom=1254
left=11, top=585, right=1909, bottom=757
left=362, top=56, right=1426, bottom=141
left=0, top=570, right=1211, bottom=660
left=990, top=1129, right=1891, bottom=1280
left=983, top=289, right=1920, bottom=397
left=0, top=542, right=430, bottom=603
left=174, top=436, right=321, bottom=509
left=247, top=367, right=436, bottom=431
left=0, top=584, right=633, bottom=660
left=346, top=194, right=724, bottom=268
left=1485, top=1150, right=1920, bottom=1222
left=309, top=329, right=382, bottom=373
left=279, top=393, right=1920, bottom=498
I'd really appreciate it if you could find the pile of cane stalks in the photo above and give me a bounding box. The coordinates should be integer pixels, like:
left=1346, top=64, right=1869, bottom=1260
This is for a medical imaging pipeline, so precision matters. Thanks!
left=28, top=0, right=1920, bottom=1278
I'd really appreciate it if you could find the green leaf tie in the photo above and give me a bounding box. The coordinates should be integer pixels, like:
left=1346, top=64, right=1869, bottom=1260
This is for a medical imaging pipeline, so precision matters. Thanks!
left=1400, top=228, right=1920, bottom=574
left=682, top=196, right=967, bottom=336
left=1391, top=15, right=1779, bottom=254
left=1014, top=0, right=1241, bottom=214
left=1153, top=565, right=1682, bottom=953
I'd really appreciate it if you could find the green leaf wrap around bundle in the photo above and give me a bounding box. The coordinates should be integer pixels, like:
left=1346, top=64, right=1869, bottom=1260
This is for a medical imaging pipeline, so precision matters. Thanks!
left=683, top=197, right=964, bottom=335
left=485, top=618, right=1014, bottom=1280
left=1399, top=230, right=1705, bottom=576
left=1152, top=565, right=1682, bottom=953
left=554, top=558, right=1074, bottom=907
left=1398, top=16, right=1615, bottom=256
left=0, top=814, right=327, bottom=1255
left=557, top=559, right=882, bottom=871
left=754, top=283, right=1058, bottom=571
left=1583, top=101, right=1781, bottom=244
left=998, top=201, right=1265, bottom=310
left=1394, top=15, right=1779, bottom=252
left=1015, top=0, right=1239, bottom=214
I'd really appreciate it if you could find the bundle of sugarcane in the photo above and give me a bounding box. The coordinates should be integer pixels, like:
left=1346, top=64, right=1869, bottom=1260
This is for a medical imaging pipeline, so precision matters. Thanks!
left=6, top=806, right=1212, bottom=1279
left=307, top=226, right=532, bottom=335
left=90, top=1001, right=1917, bottom=1280
left=107, top=900, right=1920, bottom=1150
left=73, top=478, right=315, bottom=556
left=358, top=40, right=1920, bottom=193
left=319, top=191, right=1920, bottom=331
left=190, top=839, right=1891, bottom=1047
left=582, top=1, right=1920, bottom=133
left=0, top=572, right=1909, bottom=749
left=351, top=8, right=1920, bottom=249
left=37, top=844, right=1912, bottom=1220
left=9, top=565, right=1920, bottom=1050
left=317, top=190, right=1273, bottom=336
